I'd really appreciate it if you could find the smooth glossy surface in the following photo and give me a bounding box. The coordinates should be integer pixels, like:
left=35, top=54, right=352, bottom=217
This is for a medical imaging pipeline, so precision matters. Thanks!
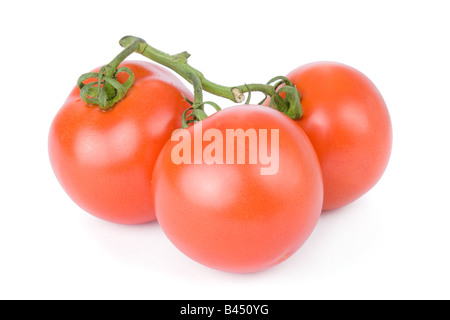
left=288, top=62, right=392, bottom=210
left=152, top=105, right=323, bottom=273
left=48, top=61, right=193, bottom=224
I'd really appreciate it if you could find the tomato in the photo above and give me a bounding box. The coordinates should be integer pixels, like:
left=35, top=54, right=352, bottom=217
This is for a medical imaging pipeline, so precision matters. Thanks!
left=286, top=62, right=392, bottom=211
left=48, top=60, right=193, bottom=224
left=152, top=105, right=323, bottom=273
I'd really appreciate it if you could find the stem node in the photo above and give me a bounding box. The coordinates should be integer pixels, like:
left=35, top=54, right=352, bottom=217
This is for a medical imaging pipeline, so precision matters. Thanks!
left=231, top=88, right=245, bottom=103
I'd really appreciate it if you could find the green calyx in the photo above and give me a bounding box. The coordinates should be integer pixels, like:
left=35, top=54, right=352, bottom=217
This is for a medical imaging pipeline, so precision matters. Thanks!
left=77, top=66, right=134, bottom=110
left=264, top=76, right=302, bottom=119
left=77, top=37, right=143, bottom=111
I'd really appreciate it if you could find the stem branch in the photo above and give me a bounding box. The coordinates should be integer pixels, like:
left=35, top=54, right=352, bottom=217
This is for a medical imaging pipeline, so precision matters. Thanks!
left=78, top=35, right=302, bottom=118
left=119, top=36, right=276, bottom=104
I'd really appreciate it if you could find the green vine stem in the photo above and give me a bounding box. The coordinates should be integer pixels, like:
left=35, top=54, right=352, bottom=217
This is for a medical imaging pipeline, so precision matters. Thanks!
left=77, top=35, right=302, bottom=119
left=119, top=36, right=302, bottom=120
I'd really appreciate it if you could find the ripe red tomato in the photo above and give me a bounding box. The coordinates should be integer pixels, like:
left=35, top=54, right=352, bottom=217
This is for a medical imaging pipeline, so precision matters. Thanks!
left=286, top=62, right=392, bottom=211
left=152, top=105, right=323, bottom=273
left=48, top=60, right=193, bottom=224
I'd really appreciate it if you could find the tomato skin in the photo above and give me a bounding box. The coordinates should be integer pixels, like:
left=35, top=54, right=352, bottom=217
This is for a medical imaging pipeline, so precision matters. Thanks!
left=152, top=105, right=323, bottom=273
left=287, top=62, right=392, bottom=211
left=48, top=60, right=193, bottom=224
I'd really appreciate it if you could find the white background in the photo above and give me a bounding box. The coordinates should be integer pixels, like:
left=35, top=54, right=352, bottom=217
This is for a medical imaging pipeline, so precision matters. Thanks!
left=1, top=0, right=449, bottom=300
